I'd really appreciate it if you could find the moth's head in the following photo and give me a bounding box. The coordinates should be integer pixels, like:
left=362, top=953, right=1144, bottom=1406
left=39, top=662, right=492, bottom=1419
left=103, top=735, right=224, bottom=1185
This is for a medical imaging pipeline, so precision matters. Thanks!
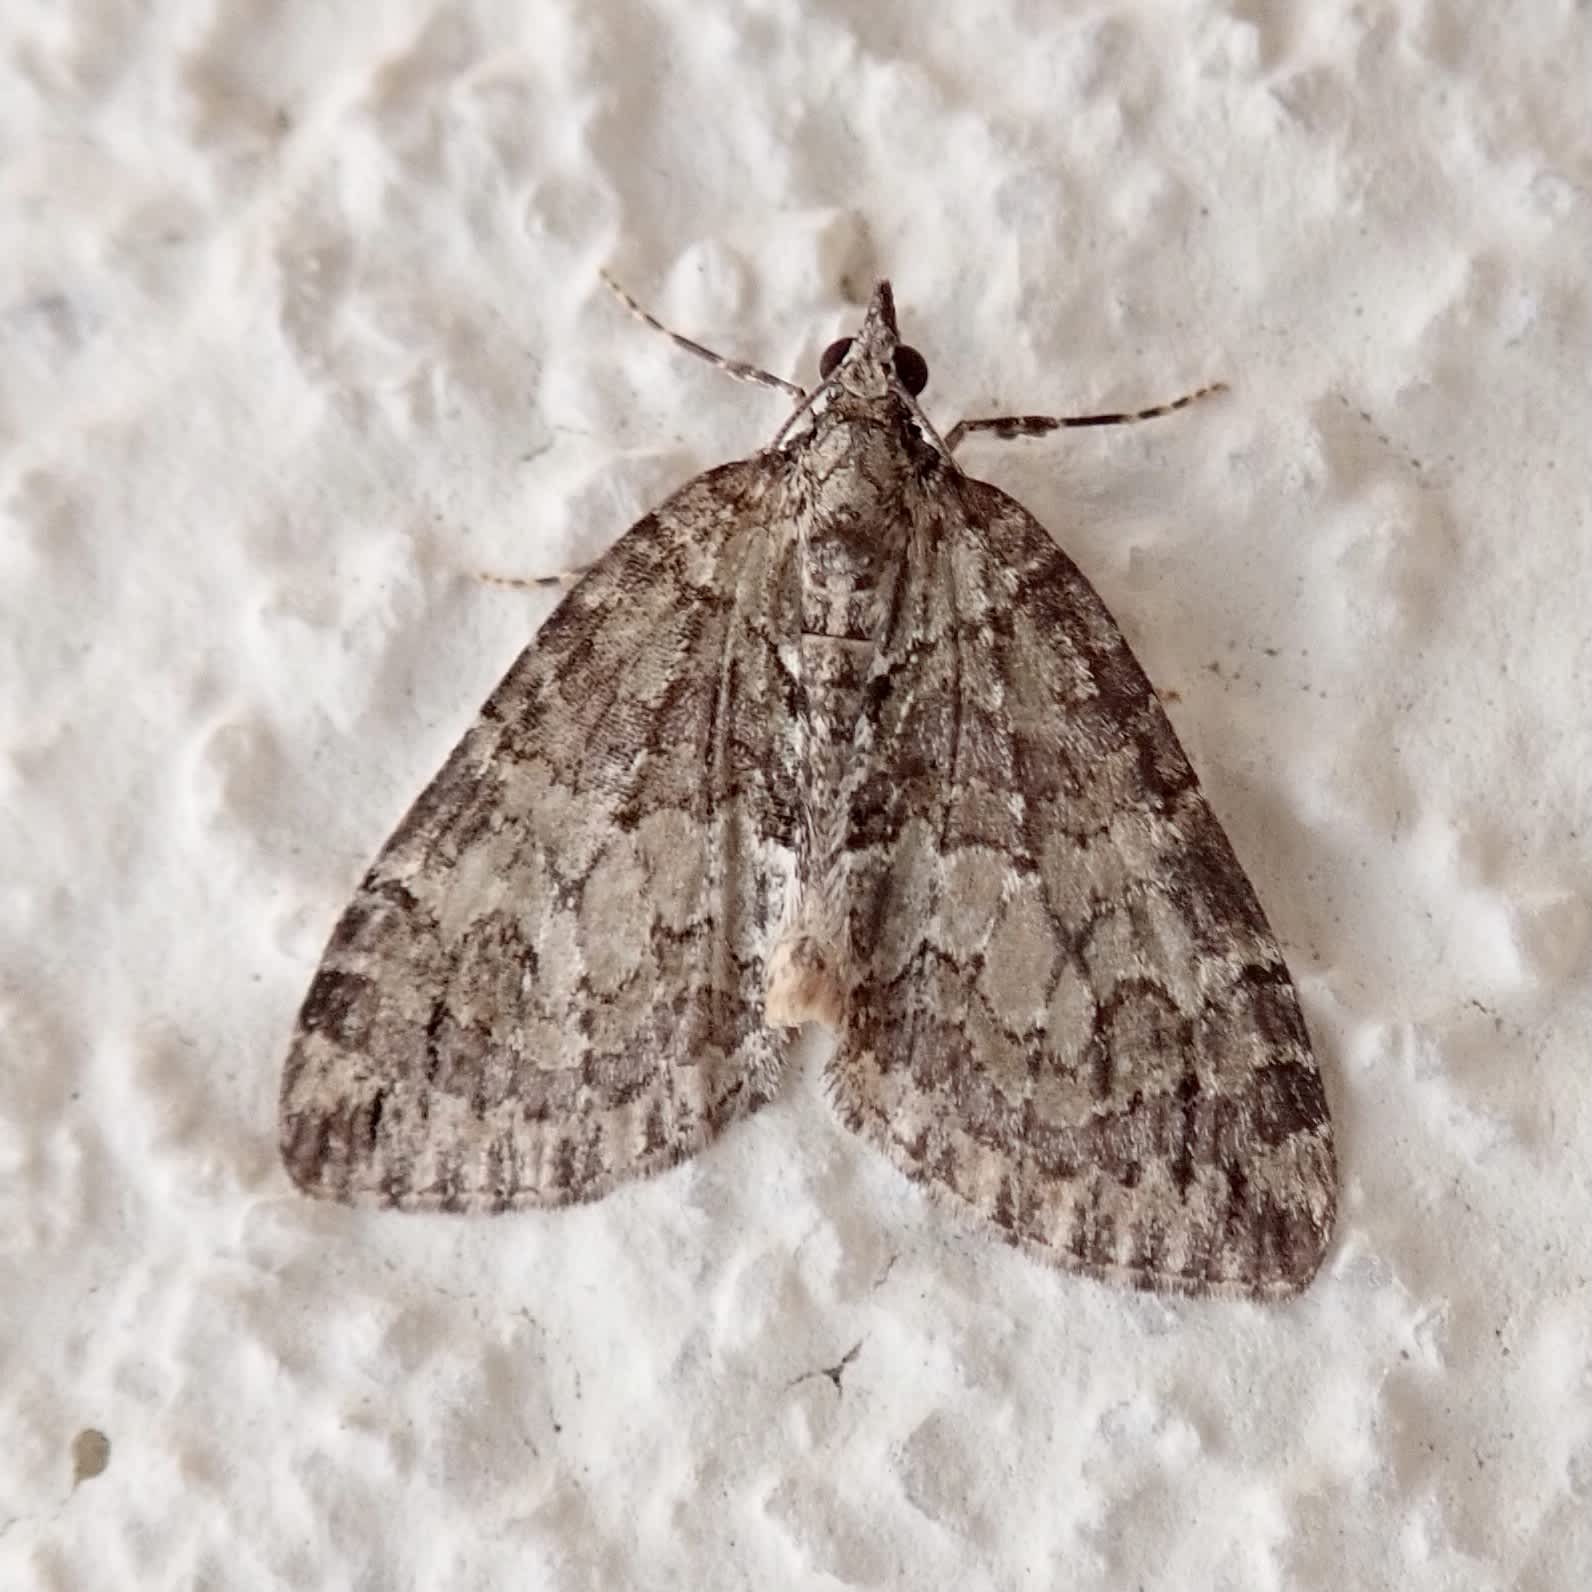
left=816, top=280, right=929, bottom=402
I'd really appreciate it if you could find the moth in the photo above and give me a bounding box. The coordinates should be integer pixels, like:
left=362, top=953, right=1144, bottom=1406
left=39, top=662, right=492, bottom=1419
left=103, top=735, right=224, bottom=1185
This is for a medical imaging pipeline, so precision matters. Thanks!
left=280, top=278, right=1336, bottom=1298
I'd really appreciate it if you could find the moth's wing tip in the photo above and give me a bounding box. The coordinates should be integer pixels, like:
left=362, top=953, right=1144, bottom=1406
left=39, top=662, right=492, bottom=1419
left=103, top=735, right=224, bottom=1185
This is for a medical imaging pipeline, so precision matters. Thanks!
left=1257, top=1129, right=1340, bottom=1296
left=276, top=1111, right=351, bottom=1205
left=1219, top=1232, right=1335, bottom=1301
left=276, top=1037, right=377, bottom=1206
left=1214, top=1179, right=1339, bottom=1301
left=1184, top=1159, right=1339, bottom=1301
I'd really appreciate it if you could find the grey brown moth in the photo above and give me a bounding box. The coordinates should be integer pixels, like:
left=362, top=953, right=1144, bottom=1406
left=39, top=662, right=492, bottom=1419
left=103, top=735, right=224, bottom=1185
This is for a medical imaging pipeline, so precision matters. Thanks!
left=280, top=280, right=1336, bottom=1298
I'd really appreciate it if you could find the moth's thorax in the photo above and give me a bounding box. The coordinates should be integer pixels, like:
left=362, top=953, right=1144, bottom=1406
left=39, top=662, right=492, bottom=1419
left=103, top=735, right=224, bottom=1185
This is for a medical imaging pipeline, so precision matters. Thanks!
left=791, top=412, right=915, bottom=744
left=795, top=409, right=922, bottom=631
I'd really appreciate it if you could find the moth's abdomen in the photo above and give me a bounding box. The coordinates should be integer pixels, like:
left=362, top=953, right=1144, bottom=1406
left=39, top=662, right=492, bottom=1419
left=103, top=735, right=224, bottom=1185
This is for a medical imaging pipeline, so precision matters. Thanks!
left=764, top=932, right=849, bottom=1030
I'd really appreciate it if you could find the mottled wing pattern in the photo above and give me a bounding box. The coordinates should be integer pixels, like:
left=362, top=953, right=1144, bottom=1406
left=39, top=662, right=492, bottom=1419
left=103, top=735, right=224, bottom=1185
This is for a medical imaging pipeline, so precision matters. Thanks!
left=280, top=459, right=801, bottom=1210
left=831, top=473, right=1335, bottom=1297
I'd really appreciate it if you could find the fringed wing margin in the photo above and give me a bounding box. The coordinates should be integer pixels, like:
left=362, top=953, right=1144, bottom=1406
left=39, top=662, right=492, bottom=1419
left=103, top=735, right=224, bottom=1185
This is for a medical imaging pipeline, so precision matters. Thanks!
left=280, top=459, right=802, bottom=1210
left=830, top=473, right=1335, bottom=1297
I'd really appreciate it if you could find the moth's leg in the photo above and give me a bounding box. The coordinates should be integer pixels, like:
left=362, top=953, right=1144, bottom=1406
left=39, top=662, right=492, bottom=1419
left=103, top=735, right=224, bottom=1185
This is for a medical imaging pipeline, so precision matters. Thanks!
left=475, top=567, right=589, bottom=593
left=601, top=272, right=807, bottom=401
left=945, top=382, right=1227, bottom=453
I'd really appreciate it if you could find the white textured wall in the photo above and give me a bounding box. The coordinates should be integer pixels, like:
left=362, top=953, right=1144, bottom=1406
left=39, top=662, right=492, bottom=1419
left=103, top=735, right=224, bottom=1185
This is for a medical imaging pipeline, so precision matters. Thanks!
left=2, top=3, right=1588, bottom=1587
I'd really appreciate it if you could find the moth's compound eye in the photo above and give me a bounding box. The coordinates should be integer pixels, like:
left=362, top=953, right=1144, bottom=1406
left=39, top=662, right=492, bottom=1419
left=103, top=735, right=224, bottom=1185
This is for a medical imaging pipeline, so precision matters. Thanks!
left=893, top=345, right=929, bottom=397
left=819, top=337, right=853, bottom=379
